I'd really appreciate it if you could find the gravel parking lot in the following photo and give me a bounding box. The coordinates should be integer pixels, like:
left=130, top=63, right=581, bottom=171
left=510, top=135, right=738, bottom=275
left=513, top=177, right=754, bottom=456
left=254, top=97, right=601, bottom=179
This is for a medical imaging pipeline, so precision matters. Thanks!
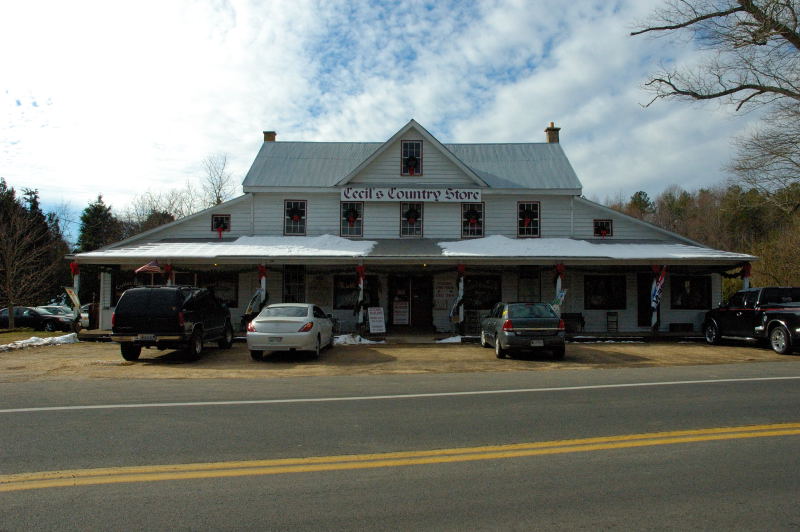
left=0, top=338, right=797, bottom=382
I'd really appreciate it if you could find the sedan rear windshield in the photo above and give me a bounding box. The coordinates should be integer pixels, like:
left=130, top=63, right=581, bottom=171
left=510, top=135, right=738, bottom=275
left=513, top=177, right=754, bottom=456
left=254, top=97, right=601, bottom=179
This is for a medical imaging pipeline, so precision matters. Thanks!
left=261, top=307, right=308, bottom=318
left=507, top=303, right=556, bottom=319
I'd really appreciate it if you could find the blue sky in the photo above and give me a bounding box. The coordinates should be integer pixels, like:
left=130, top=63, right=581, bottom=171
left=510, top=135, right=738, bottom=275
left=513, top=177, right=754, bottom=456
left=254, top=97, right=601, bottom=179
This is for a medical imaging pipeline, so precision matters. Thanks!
left=1, top=0, right=759, bottom=241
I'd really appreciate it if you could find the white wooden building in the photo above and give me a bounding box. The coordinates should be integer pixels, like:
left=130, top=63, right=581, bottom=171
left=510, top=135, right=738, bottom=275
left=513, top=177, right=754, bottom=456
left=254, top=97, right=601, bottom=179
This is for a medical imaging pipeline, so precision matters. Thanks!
left=73, top=120, right=755, bottom=334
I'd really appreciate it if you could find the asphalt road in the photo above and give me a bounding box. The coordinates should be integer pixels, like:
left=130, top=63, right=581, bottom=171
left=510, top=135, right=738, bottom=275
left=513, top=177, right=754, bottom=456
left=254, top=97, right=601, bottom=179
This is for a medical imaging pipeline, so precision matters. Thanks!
left=2, top=361, right=800, bottom=530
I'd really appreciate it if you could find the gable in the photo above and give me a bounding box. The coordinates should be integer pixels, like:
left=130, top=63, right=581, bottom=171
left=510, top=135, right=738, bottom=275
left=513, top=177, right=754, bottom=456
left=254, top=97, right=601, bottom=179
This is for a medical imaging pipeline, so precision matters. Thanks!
left=350, top=130, right=479, bottom=186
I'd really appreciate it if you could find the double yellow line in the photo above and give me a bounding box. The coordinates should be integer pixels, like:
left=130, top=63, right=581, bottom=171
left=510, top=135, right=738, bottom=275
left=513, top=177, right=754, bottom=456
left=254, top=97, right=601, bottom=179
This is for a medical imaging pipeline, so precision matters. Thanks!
left=2, top=423, right=799, bottom=493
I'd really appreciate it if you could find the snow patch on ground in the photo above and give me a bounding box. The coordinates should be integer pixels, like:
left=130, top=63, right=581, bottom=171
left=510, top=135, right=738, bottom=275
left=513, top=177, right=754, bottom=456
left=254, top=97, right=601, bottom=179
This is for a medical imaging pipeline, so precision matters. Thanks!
left=0, top=333, right=79, bottom=352
left=334, top=334, right=385, bottom=345
left=436, top=336, right=463, bottom=343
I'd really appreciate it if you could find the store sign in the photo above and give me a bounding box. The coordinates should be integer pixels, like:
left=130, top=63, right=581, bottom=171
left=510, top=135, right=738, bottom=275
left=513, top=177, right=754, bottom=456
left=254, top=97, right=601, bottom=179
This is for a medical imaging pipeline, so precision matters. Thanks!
left=341, top=187, right=481, bottom=202
left=368, top=307, right=386, bottom=334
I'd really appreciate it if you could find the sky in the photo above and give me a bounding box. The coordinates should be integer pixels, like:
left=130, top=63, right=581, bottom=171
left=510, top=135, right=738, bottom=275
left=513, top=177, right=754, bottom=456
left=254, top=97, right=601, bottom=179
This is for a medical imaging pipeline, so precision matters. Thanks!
left=1, top=0, right=760, bottom=241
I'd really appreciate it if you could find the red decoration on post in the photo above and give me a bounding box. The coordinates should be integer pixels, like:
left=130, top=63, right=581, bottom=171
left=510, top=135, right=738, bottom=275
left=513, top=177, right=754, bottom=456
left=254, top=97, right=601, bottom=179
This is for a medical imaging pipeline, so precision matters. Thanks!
left=355, top=265, right=366, bottom=281
left=740, top=263, right=752, bottom=278
left=217, top=227, right=224, bottom=239
left=69, top=261, right=80, bottom=276
left=163, top=264, right=173, bottom=282
left=651, top=264, right=662, bottom=274
left=555, top=263, right=566, bottom=278
left=257, top=265, right=267, bottom=279
left=457, top=264, right=466, bottom=275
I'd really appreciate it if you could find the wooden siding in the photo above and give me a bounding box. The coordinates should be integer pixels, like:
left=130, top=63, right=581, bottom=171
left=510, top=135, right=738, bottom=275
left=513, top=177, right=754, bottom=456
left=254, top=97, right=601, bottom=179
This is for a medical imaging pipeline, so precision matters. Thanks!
left=156, top=197, right=254, bottom=240
left=570, top=199, right=672, bottom=240
left=350, top=130, right=478, bottom=186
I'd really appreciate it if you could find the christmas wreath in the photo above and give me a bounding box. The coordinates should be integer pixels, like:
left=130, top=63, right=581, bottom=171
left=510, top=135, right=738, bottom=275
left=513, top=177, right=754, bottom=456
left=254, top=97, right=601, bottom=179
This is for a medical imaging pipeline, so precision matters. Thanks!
left=286, top=206, right=304, bottom=222
left=406, top=155, right=419, bottom=176
left=212, top=217, right=229, bottom=231
left=404, top=207, right=421, bottom=225
left=519, top=207, right=537, bottom=227
left=343, top=206, right=360, bottom=226
left=463, top=208, right=481, bottom=226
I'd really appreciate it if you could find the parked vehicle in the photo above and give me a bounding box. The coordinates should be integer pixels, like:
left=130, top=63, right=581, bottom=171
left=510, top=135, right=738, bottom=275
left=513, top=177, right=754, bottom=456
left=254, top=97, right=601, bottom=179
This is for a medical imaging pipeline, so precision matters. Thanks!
left=80, top=304, right=90, bottom=329
left=703, top=287, right=800, bottom=355
left=111, top=286, right=234, bottom=361
left=480, top=302, right=566, bottom=359
left=0, top=306, right=77, bottom=332
left=246, top=303, right=334, bottom=361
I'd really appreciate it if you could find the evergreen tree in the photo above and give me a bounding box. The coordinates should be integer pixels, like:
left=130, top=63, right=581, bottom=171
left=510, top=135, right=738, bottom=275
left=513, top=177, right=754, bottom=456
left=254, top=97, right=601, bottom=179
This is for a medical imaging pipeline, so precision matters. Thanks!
left=77, top=195, right=122, bottom=252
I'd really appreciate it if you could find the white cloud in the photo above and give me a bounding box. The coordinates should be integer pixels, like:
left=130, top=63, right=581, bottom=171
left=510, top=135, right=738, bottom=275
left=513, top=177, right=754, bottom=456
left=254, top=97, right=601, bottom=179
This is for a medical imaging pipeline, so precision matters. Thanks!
left=0, top=0, right=764, bottom=237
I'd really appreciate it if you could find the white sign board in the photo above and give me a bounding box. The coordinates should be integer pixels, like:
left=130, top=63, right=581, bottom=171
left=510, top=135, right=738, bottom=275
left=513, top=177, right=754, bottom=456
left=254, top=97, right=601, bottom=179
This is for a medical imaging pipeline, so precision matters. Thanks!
left=367, top=307, right=386, bottom=334
left=341, top=187, right=481, bottom=203
left=392, top=301, right=409, bottom=325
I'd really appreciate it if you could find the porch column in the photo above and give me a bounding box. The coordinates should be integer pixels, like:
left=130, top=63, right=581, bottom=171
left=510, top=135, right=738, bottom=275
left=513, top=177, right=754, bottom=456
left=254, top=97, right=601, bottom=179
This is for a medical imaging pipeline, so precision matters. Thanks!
left=650, top=265, right=667, bottom=331
left=258, top=265, right=268, bottom=305
left=741, top=263, right=751, bottom=290
left=355, top=264, right=366, bottom=327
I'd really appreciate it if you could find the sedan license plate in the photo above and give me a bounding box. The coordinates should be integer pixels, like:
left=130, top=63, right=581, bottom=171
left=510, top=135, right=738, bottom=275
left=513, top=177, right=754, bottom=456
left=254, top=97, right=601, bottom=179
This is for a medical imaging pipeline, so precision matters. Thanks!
left=530, top=339, right=544, bottom=347
left=268, top=337, right=283, bottom=343
left=137, top=334, right=155, bottom=341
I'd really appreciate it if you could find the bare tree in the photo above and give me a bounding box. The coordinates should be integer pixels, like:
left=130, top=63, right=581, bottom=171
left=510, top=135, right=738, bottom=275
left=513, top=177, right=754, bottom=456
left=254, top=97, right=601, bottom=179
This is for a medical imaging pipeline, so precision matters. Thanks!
left=202, top=153, right=236, bottom=206
left=633, top=0, right=800, bottom=110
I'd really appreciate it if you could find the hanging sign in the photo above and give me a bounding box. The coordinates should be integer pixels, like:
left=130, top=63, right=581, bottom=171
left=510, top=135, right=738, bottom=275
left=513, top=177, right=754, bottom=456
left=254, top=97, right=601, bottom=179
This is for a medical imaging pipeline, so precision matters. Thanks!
left=367, top=307, right=386, bottom=334
left=341, top=187, right=481, bottom=202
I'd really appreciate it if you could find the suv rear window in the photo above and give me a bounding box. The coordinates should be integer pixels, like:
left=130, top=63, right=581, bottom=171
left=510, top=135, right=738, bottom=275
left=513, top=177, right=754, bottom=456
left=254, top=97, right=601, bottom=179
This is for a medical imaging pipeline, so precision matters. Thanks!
left=116, top=288, right=183, bottom=315
left=761, top=288, right=800, bottom=304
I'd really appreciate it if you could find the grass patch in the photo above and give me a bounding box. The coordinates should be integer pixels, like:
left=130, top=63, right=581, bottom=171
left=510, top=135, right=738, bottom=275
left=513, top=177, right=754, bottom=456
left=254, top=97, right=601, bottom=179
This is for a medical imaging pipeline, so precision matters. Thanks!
left=0, top=329, right=68, bottom=344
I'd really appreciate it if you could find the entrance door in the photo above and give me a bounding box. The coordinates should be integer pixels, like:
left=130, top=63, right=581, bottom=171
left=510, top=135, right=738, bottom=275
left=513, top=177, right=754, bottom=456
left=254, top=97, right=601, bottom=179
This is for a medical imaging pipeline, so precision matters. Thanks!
left=409, top=276, right=433, bottom=331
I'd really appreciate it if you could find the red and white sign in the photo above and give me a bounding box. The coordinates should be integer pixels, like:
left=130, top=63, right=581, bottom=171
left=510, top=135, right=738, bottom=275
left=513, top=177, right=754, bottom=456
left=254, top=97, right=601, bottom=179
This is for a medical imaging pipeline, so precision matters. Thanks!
left=341, top=187, right=481, bottom=203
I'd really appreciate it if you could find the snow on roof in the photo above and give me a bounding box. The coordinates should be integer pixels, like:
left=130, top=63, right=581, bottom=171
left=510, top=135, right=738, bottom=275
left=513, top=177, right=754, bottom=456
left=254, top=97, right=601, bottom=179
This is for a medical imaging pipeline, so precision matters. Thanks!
left=438, top=236, right=755, bottom=261
left=78, top=235, right=377, bottom=259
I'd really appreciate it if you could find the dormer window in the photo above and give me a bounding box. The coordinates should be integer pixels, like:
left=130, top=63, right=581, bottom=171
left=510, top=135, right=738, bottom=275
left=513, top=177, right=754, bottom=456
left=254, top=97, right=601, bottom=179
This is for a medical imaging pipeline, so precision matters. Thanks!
left=211, top=214, right=230, bottom=232
left=401, top=141, right=422, bottom=176
left=594, top=219, right=613, bottom=237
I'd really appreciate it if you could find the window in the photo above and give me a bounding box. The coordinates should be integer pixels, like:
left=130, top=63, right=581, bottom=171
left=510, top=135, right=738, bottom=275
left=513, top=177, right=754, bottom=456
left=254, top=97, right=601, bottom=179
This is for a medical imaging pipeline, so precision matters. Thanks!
left=340, top=202, right=363, bottom=237
left=517, top=201, right=540, bottom=237
left=283, top=266, right=306, bottom=303
left=461, top=203, right=484, bottom=238
left=334, top=275, right=380, bottom=310
left=401, top=141, right=422, bottom=176
left=584, top=275, right=627, bottom=310
left=284, top=200, right=307, bottom=235
left=593, top=219, right=612, bottom=237
left=211, top=214, right=231, bottom=233
left=670, top=275, right=711, bottom=310
left=400, top=202, right=423, bottom=237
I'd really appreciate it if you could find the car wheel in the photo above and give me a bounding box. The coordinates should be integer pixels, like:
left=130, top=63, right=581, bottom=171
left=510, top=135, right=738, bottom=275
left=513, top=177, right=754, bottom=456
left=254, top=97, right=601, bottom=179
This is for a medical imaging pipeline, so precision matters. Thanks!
left=218, top=321, right=234, bottom=349
left=770, top=325, right=792, bottom=355
left=480, top=331, right=490, bottom=348
left=186, top=330, right=204, bottom=360
left=250, top=350, right=263, bottom=361
left=313, top=335, right=321, bottom=359
left=120, top=343, right=141, bottom=361
left=704, top=322, right=721, bottom=345
left=552, top=345, right=566, bottom=360
left=44, top=321, right=56, bottom=332
left=495, top=337, right=506, bottom=359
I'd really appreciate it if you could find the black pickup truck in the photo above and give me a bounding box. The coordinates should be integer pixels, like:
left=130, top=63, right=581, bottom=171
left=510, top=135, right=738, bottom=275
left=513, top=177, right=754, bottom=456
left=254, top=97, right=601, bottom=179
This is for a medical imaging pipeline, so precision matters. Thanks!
left=703, top=287, right=800, bottom=354
left=111, top=286, right=234, bottom=361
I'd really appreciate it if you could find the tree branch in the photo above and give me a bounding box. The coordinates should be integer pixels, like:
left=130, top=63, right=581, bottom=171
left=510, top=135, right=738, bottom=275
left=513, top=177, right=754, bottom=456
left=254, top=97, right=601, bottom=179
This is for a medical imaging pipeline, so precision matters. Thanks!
left=631, top=6, right=746, bottom=36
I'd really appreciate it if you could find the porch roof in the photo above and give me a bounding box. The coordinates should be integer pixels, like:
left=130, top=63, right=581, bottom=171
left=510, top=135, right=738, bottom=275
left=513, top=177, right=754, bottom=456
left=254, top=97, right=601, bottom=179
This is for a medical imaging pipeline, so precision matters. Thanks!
left=73, top=234, right=755, bottom=267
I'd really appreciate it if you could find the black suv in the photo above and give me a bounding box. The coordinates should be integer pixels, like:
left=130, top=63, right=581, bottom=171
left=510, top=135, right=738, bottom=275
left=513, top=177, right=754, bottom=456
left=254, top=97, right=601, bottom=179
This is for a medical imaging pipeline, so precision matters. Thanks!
left=111, top=286, right=234, bottom=361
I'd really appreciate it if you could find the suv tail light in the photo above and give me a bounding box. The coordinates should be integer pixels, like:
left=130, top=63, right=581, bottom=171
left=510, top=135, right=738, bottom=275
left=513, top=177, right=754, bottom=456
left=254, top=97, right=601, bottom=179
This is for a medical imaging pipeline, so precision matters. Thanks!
left=246, top=321, right=256, bottom=332
left=502, top=319, right=513, bottom=331
left=298, top=322, right=314, bottom=333
left=177, top=311, right=185, bottom=327
left=558, top=319, right=565, bottom=331
left=111, top=312, right=116, bottom=327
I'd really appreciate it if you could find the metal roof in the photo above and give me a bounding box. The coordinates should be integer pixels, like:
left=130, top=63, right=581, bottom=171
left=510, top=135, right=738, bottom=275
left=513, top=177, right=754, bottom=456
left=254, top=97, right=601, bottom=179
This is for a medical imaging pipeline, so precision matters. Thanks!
left=242, top=142, right=582, bottom=190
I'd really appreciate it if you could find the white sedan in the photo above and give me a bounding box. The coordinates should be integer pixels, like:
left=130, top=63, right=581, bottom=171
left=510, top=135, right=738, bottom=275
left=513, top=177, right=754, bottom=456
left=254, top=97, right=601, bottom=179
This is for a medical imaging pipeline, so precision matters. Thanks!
left=246, top=303, right=334, bottom=361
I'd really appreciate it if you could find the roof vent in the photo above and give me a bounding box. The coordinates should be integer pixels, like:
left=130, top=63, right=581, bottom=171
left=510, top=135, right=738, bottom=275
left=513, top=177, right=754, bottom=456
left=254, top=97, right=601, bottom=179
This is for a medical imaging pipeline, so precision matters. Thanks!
left=544, top=122, right=560, bottom=143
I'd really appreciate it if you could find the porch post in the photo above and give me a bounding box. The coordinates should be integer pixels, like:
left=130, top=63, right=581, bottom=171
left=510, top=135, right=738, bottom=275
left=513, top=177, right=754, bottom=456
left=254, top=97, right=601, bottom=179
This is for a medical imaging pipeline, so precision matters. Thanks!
left=258, top=264, right=268, bottom=305
left=650, top=265, right=667, bottom=332
left=741, top=263, right=751, bottom=290
left=355, top=264, right=366, bottom=328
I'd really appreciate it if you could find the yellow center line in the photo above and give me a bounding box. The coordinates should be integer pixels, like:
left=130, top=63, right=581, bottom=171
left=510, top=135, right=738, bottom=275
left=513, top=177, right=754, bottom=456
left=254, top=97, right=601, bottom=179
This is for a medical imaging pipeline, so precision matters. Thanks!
left=2, top=423, right=798, bottom=492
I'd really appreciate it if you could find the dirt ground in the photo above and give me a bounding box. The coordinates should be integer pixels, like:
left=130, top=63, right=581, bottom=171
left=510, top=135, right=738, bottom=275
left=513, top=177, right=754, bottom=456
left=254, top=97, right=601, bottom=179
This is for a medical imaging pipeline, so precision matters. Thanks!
left=0, top=338, right=797, bottom=382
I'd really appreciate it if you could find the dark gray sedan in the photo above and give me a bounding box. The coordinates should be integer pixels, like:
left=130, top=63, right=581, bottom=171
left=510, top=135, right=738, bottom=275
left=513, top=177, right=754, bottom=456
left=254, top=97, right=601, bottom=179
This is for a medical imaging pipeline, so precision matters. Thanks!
left=480, top=302, right=566, bottom=360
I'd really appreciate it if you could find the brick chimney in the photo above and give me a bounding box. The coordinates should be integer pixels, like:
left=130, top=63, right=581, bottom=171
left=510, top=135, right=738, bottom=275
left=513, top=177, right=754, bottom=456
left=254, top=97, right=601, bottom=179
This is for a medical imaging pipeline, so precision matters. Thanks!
left=263, top=131, right=276, bottom=142
left=544, top=122, right=560, bottom=143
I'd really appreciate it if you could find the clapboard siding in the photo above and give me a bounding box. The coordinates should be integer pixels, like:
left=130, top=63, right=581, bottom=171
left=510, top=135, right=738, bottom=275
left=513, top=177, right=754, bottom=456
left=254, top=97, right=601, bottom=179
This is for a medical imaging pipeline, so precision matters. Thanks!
left=156, top=196, right=254, bottom=240
left=351, top=131, right=478, bottom=186
left=571, top=199, right=671, bottom=240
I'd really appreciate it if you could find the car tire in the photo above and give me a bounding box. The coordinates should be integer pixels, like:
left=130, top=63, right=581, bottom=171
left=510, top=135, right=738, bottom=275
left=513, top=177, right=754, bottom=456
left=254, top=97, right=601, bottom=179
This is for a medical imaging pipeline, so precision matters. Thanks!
left=313, top=335, right=321, bottom=359
left=769, top=325, right=793, bottom=355
left=250, top=350, right=263, bottom=361
left=186, top=330, right=204, bottom=360
left=218, top=321, right=234, bottom=349
left=44, top=321, right=56, bottom=332
left=480, top=331, right=490, bottom=348
left=495, top=338, right=506, bottom=359
left=552, top=345, right=566, bottom=360
left=120, top=343, right=141, bottom=361
left=704, top=322, right=721, bottom=345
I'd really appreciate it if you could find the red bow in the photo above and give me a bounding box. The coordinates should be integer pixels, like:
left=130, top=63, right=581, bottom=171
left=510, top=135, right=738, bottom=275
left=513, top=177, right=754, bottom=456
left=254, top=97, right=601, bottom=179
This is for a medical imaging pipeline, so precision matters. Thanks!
left=163, top=264, right=173, bottom=276
left=355, top=265, right=365, bottom=281
left=69, top=261, right=80, bottom=276
left=258, top=265, right=267, bottom=279
left=741, top=263, right=752, bottom=278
